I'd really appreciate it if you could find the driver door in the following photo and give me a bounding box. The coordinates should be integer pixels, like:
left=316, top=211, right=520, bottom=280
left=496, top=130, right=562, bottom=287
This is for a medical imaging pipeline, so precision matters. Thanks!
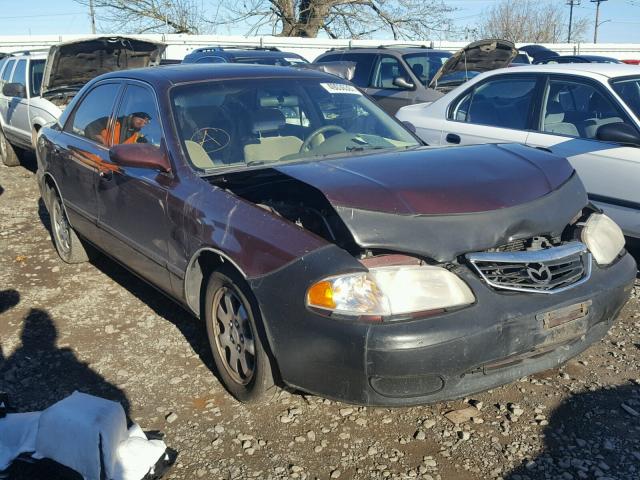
left=96, top=81, right=174, bottom=292
left=365, top=55, right=415, bottom=115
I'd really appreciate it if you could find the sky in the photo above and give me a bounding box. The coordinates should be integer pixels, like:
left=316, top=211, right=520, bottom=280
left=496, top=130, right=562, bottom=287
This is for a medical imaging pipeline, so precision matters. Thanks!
left=1, top=0, right=640, bottom=43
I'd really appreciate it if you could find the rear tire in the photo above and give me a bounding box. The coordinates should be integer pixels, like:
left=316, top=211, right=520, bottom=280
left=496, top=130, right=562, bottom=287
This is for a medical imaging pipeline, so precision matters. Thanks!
left=0, top=128, right=19, bottom=167
left=204, top=266, right=277, bottom=403
left=48, top=188, right=90, bottom=264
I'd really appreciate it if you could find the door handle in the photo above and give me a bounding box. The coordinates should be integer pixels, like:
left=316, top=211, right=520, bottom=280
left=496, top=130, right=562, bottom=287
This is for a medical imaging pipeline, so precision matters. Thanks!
left=446, top=133, right=461, bottom=144
left=99, top=168, right=113, bottom=180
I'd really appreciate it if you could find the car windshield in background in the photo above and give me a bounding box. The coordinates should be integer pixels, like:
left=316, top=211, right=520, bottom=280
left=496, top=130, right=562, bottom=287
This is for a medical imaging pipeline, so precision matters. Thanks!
left=436, top=70, right=482, bottom=87
left=172, top=77, right=419, bottom=172
left=611, top=77, right=640, bottom=120
left=403, top=52, right=452, bottom=85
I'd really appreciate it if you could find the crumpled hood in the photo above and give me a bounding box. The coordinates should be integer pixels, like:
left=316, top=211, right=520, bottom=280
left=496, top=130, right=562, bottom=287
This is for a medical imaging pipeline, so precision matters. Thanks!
left=41, top=36, right=166, bottom=96
left=276, top=143, right=574, bottom=215
left=429, top=39, right=517, bottom=90
left=276, top=143, right=587, bottom=261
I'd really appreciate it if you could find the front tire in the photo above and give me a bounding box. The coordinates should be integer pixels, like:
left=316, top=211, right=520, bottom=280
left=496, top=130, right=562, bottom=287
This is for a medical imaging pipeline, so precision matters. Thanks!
left=204, top=266, right=277, bottom=403
left=49, top=189, right=90, bottom=264
left=0, top=127, right=19, bottom=167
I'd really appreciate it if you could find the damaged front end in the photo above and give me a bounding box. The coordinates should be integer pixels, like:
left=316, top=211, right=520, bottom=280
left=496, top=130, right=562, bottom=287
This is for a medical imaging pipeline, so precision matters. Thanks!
left=206, top=143, right=635, bottom=405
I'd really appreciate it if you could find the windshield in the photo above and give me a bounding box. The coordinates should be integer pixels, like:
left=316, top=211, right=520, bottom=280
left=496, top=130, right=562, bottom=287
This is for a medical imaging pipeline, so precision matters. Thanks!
left=403, top=52, right=451, bottom=86
left=612, top=77, right=640, bottom=119
left=172, top=77, right=419, bottom=172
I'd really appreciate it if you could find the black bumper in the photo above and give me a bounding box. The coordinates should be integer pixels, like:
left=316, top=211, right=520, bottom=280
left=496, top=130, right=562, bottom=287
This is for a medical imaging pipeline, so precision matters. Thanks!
left=250, top=246, right=636, bottom=406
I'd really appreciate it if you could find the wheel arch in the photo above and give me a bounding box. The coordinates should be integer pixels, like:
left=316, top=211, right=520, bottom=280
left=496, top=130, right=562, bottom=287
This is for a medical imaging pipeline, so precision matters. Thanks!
left=41, top=172, right=72, bottom=223
left=184, top=247, right=248, bottom=318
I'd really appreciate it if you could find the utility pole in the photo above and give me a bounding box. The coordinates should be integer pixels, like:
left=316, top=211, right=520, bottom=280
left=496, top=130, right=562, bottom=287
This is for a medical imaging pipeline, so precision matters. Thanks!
left=567, top=0, right=581, bottom=43
left=89, top=0, right=97, bottom=34
left=591, top=0, right=608, bottom=43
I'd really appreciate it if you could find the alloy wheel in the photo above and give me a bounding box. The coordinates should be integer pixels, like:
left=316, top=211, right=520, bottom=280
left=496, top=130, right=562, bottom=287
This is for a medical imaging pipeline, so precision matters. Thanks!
left=52, top=198, right=71, bottom=254
left=211, top=286, right=256, bottom=385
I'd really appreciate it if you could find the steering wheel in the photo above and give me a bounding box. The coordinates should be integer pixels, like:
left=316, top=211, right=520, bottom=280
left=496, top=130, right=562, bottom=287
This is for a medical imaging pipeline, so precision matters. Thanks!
left=190, top=127, right=231, bottom=155
left=300, top=125, right=346, bottom=152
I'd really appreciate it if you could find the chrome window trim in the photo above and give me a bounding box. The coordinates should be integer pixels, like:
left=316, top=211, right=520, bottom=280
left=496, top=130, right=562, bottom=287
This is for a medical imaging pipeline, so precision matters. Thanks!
left=466, top=241, right=592, bottom=295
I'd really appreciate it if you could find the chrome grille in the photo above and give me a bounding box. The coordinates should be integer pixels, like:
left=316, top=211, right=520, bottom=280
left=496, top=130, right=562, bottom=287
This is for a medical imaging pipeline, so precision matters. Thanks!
left=466, top=242, right=591, bottom=294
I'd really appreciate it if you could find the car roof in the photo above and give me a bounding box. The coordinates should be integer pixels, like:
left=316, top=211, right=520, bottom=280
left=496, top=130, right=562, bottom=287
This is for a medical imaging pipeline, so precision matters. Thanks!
left=96, top=63, right=338, bottom=85
left=186, top=48, right=303, bottom=58
left=6, top=50, right=49, bottom=60
left=490, top=62, right=640, bottom=79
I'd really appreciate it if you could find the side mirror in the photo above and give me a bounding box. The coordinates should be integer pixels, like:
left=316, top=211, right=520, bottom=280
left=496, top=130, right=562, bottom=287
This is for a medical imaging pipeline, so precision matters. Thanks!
left=3, top=82, right=26, bottom=98
left=402, top=120, right=417, bottom=133
left=109, top=143, right=171, bottom=173
left=392, top=76, right=414, bottom=89
left=596, top=122, right=640, bottom=147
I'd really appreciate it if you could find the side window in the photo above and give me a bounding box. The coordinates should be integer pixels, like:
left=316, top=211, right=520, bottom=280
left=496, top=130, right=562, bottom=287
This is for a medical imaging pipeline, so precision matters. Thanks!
left=1, top=59, right=15, bottom=88
left=452, top=77, right=537, bottom=129
left=67, top=83, right=121, bottom=145
left=541, top=78, right=627, bottom=139
left=341, top=53, right=376, bottom=88
left=316, top=54, right=341, bottom=63
left=12, top=60, right=27, bottom=87
left=370, top=55, right=411, bottom=89
left=30, top=60, right=45, bottom=97
left=195, top=56, right=226, bottom=64
left=114, top=84, right=162, bottom=147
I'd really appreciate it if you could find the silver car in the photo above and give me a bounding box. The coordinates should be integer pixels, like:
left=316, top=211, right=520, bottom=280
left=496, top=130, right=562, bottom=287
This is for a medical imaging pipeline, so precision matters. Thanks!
left=397, top=63, right=640, bottom=240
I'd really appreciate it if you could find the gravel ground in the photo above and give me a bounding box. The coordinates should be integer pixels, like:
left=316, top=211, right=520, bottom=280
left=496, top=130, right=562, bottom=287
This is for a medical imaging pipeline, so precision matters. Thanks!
left=1, top=154, right=640, bottom=480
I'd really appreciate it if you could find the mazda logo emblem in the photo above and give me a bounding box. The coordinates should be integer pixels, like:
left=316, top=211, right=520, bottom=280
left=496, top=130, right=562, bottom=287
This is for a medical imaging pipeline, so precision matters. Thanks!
left=526, top=263, right=552, bottom=284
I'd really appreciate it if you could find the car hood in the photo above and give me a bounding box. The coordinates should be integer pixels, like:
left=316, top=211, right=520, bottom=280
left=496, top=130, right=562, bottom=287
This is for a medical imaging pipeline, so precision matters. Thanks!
left=276, top=143, right=573, bottom=215
left=429, top=39, right=517, bottom=90
left=41, top=36, right=166, bottom=96
left=275, top=144, right=586, bottom=261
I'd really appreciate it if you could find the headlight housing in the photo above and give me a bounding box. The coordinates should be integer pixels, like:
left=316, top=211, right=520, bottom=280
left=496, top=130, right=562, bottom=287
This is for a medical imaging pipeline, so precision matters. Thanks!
left=581, top=213, right=625, bottom=266
left=306, top=265, right=475, bottom=321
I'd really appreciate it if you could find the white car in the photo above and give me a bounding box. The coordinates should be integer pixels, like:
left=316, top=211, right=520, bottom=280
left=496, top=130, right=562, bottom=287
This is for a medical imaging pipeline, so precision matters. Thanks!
left=0, top=37, right=165, bottom=166
left=397, top=63, right=640, bottom=239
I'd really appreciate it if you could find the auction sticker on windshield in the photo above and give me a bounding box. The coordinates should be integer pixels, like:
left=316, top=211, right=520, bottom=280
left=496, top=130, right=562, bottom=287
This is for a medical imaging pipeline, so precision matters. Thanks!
left=321, top=83, right=361, bottom=95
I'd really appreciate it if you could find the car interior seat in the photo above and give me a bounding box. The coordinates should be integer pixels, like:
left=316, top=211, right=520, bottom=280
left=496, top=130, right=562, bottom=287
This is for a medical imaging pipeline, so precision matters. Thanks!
left=378, top=62, right=396, bottom=88
left=243, top=108, right=303, bottom=162
left=543, top=101, right=579, bottom=137
left=584, top=92, right=623, bottom=139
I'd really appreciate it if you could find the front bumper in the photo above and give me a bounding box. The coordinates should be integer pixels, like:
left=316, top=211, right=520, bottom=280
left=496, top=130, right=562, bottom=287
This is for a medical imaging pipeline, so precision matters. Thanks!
left=251, top=246, right=636, bottom=406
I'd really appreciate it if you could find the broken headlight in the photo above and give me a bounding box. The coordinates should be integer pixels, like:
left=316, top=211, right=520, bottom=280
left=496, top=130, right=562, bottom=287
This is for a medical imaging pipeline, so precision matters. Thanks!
left=581, top=213, right=625, bottom=266
left=306, top=265, right=475, bottom=320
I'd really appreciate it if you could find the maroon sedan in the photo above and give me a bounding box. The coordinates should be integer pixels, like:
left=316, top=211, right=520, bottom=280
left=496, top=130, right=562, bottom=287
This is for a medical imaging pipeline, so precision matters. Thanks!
left=35, top=64, right=636, bottom=405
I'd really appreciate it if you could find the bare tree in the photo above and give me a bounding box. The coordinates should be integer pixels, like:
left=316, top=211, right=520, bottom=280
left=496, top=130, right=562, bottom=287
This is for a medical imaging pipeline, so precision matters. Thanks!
left=478, top=0, right=589, bottom=43
left=73, top=0, right=215, bottom=34
left=221, top=0, right=455, bottom=39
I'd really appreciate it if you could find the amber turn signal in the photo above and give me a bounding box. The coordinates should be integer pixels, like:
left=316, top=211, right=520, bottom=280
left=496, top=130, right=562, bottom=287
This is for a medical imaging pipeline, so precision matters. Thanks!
left=307, top=281, right=336, bottom=309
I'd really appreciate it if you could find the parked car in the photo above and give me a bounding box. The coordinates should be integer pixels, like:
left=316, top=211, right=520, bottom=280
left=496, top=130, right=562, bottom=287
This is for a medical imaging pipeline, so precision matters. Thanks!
left=181, top=46, right=308, bottom=66
left=315, top=40, right=517, bottom=115
left=0, top=37, right=165, bottom=166
left=513, top=45, right=559, bottom=65
left=36, top=64, right=635, bottom=405
left=315, top=44, right=452, bottom=115
left=535, top=55, right=622, bottom=65
left=396, top=63, right=640, bottom=240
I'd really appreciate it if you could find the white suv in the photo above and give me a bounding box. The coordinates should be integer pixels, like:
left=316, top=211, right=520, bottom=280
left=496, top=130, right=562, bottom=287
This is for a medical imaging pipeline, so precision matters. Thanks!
left=0, top=37, right=165, bottom=166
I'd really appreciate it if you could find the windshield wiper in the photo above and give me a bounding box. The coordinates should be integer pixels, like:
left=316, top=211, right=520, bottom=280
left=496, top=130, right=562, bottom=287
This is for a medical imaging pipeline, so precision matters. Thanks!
left=345, top=145, right=386, bottom=152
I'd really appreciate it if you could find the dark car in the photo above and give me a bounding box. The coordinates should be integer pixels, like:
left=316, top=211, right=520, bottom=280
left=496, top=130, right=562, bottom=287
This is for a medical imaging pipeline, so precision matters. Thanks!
left=315, top=40, right=518, bottom=115
left=182, top=45, right=308, bottom=66
left=315, top=45, right=452, bottom=115
left=535, top=55, right=622, bottom=65
left=36, top=64, right=636, bottom=406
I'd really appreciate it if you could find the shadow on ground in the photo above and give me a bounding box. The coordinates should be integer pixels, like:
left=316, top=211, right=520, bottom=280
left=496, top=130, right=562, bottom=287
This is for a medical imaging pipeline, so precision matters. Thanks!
left=506, top=383, right=640, bottom=479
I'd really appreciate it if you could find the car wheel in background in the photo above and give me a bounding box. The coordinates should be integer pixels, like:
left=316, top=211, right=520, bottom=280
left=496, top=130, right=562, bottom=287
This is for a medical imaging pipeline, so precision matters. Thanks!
left=0, top=128, right=20, bottom=167
left=49, top=188, right=90, bottom=264
left=205, top=266, right=278, bottom=403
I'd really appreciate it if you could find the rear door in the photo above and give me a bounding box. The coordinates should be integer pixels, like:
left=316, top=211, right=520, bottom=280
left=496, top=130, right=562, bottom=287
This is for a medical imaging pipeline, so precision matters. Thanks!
left=365, top=54, right=415, bottom=115
left=438, top=74, right=540, bottom=146
left=526, top=74, right=640, bottom=237
left=95, top=81, right=173, bottom=291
